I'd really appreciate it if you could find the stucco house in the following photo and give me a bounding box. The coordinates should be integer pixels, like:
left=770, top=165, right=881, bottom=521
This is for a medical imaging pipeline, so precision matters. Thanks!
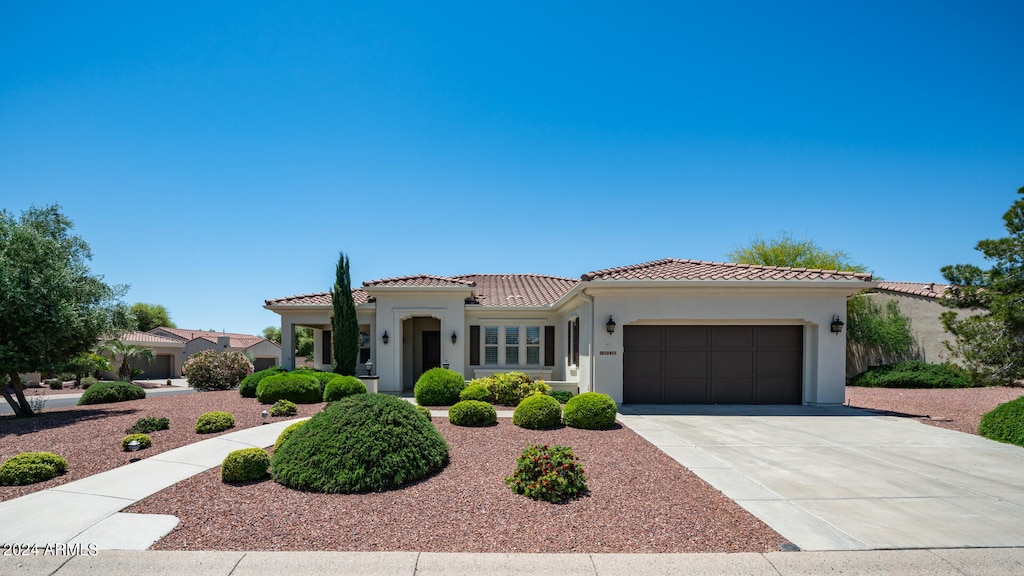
left=266, top=258, right=872, bottom=405
left=109, top=328, right=282, bottom=378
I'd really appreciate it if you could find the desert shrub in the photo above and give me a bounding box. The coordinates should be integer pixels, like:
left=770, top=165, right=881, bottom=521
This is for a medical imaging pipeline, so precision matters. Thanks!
left=505, top=444, right=587, bottom=503
left=0, top=452, right=68, bottom=486
left=979, top=396, right=1024, bottom=447
left=448, top=400, right=498, bottom=427
left=413, top=368, right=466, bottom=406
left=126, top=416, right=170, bottom=435
left=416, top=405, right=433, bottom=420
left=323, top=375, right=367, bottom=402
left=270, top=399, right=298, bottom=417
left=512, top=393, right=562, bottom=429
left=239, top=367, right=286, bottom=398
left=563, top=392, right=618, bottom=430
left=195, top=411, right=235, bottom=434
left=274, top=420, right=307, bottom=452
left=256, top=373, right=322, bottom=404
left=80, top=376, right=97, bottom=389
left=849, top=361, right=973, bottom=389
left=221, top=448, right=271, bottom=483
left=183, top=350, right=254, bottom=391
left=77, top=381, right=146, bottom=405
left=272, top=393, right=449, bottom=493
left=474, top=372, right=551, bottom=406
left=549, top=390, right=574, bottom=404
left=459, top=384, right=491, bottom=402
left=121, top=433, right=152, bottom=451
left=47, top=379, right=63, bottom=390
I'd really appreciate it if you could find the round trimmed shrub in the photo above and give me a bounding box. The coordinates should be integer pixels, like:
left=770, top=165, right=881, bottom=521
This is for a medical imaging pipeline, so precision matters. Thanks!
left=77, top=381, right=146, bottom=405
left=413, top=368, right=466, bottom=406
left=221, top=448, right=271, bottom=483
left=121, top=433, right=152, bottom=451
left=474, top=372, right=551, bottom=406
left=239, top=367, right=285, bottom=398
left=272, top=394, right=449, bottom=493
left=195, top=411, right=235, bottom=434
left=849, top=361, right=973, bottom=388
left=449, top=400, right=498, bottom=427
left=459, top=384, right=491, bottom=402
left=0, top=452, right=67, bottom=486
left=256, top=373, right=322, bottom=404
left=979, top=396, right=1024, bottom=447
left=512, top=393, right=562, bottom=429
left=126, top=416, right=170, bottom=434
left=308, top=371, right=337, bottom=394
left=323, top=375, right=367, bottom=402
left=80, top=376, right=98, bottom=389
left=416, top=405, right=433, bottom=420
left=182, top=350, right=254, bottom=391
left=549, top=390, right=574, bottom=404
left=274, top=420, right=307, bottom=452
left=270, top=399, right=298, bottom=417
left=563, top=392, right=618, bottom=430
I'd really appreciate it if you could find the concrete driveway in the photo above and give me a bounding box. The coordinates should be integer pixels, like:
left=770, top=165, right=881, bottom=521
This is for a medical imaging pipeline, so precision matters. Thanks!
left=617, top=405, right=1024, bottom=551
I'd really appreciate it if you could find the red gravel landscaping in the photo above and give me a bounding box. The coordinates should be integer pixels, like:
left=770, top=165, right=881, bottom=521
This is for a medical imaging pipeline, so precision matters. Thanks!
left=846, top=385, right=1024, bottom=435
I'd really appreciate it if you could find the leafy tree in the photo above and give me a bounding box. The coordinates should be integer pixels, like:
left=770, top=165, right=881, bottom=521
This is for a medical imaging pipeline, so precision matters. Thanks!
left=846, top=294, right=916, bottom=361
left=130, top=302, right=175, bottom=332
left=262, top=325, right=314, bottom=360
left=727, top=231, right=869, bottom=272
left=331, top=252, right=359, bottom=375
left=262, top=326, right=281, bottom=342
left=941, top=186, right=1024, bottom=385
left=62, top=352, right=112, bottom=386
left=0, top=204, right=130, bottom=416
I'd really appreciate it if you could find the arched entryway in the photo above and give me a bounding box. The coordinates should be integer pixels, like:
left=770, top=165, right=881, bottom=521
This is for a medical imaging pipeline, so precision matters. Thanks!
left=401, top=316, right=441, bottom=390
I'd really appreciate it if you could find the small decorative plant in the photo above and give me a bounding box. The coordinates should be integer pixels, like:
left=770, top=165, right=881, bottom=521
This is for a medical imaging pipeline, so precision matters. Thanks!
left=121, top=433, right=153, bottom=451
left=0, top=452, right=67, bottom=486
left=505, top=444, right=588, bottom=503
left=448, top=400, right=498, bottom=427
left=270, top=399, right=298, bottom=417
left=195, top=411, right=235, bottom=434
left=221, top=448, right=271, bottom=483
left=126, top=416, right=170, bottom=435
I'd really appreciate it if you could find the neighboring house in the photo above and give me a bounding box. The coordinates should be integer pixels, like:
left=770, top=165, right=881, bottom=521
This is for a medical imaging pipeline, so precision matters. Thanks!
left=101, top=330, right=187, bottom=379
left=265, top=258, right=871, bottom=406
left=148, top=327, right=282, bottom=372
left=846, top=281, right=981, bottom=378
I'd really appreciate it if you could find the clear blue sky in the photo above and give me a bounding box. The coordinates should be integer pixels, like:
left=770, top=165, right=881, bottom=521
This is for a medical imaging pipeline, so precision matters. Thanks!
left=2, top=1, right=1022, bottom=335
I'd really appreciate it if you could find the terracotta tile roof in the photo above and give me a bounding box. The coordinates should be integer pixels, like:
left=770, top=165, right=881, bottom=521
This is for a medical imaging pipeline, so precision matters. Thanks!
left=116, top=331, right=184, bottom=345
left=192, top=335, right=277, bottom=349
left=874, top=281, right=948, bottom=299
left=582, top=258, right=873, bottom=282
left=264, top=289, right=370, bottom=306
left=453, top=274, right=580, bottom=307
left=153, top=327, right=265, bottom=341
left=363, top=274, right=476, bottom=288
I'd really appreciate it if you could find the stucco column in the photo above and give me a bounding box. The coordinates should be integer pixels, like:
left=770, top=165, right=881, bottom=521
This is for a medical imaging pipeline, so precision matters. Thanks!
left=281, top=319, right=295, bottom=370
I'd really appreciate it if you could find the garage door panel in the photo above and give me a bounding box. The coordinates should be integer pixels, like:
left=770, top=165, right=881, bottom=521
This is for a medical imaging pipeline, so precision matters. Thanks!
left=623, top=377, right=662, bottom=404
left=665, top=378, right=709, bottom=403
left=758, top=377, right=803, bottom=404
left=710, top=378, right=754, bottom=404
left=712, top=351, right=754, bottom=377
left=665, top=326, right=708, bottom=349
left=757, top=350, right=802, bottom=376
left=712, top=326, right=754, bottom=348
left=624, top=350, right=662, bottom=377
left=665, top=351, right=707, bottom=377
left=626, top=326, right=663, bottom=348
left=757, top=326, right=802, bottom=349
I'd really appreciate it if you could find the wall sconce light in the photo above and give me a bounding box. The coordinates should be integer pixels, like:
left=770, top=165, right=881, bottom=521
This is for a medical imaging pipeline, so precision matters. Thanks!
left=830, top=315, right=845, bottom=334
left=442, top=360, right=450, bottom=370
left=382, top=331, right=389, bottom=345
left=451, top=331, right=457, bottom=345
left=606, top=316, right=616, bottom=335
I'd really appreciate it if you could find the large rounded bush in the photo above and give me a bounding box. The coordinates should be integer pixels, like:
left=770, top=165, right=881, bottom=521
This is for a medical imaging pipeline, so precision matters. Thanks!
left=195, top=411, right=235, bottom=434
left=182, top=350, right=254, bottom=391
left=272, top=394, right=449, bottom=493
left=512, top=394, right=562, bottom=429
left=323, top=375, right=367, bottom=402
left=459, top=384, right=491, bottom=402
left=563, top=392, right=618, bottom=430
left=308, top=371, right=337, bottom=394
left=0, top=452, right=67, bottom=486
left=448, top=400, right=498, bottom=427
left=77, top=381, right=146, bottom=405
left=221, top=448, right=271, bottom=483
left=256, top=373, right=322, bottom=404
left=979, top=396, right=1024, bottom=447
left=849, top=361, right=973, bottom=388
left=273, top=420, right=308, bottom=452
left=239, top=367, right=285, bottom=398
left=473, top=372, right=551, bottom=406
left=414, top=368, right=466, bottom=406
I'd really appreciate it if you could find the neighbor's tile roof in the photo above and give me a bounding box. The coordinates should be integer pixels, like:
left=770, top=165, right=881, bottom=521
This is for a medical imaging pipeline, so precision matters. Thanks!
left=117, top=331, right=184, bottom=345
left=154, top=327, right=264, bottom=341
left=454, top=274, right=580, bottom=307
left=363, top=274, right=477, bottom=288
left=582, top=258, right=873, bottom=282
left=264, top=289, right=370, bottom=306
left=874, top=281, right=948, bottom=299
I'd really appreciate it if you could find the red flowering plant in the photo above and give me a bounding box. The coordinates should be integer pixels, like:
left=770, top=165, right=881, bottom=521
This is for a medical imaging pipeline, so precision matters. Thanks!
left=504, top=444, right=588, bottom=503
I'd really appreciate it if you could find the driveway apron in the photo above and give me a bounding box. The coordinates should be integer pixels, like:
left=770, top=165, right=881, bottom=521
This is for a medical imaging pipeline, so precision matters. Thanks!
left=617, top=405, right=1024, bottom=551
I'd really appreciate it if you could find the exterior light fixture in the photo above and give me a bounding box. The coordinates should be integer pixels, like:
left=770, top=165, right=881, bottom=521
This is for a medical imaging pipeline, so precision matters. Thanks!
left=830, top=315, right=844, bottom=334
left=365, top=359, right=373, bottom=375
left=382, top=331, right=389, bottom=345
left=451, top=331, right=457, bottom=345
left=128, top=440, right=141, bottom=463
left=261, top=409, right=269, bottom=424
left=442, top=360, right=450, bottom=370
left=606, top=316, right=616, bottom=335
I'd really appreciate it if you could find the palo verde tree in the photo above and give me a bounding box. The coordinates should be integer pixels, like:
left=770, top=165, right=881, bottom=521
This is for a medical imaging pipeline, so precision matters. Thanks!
left=0, top=204, right=130, bottom=416
left=727, top=231, right=869, bottom=273
left=129, top=302, right=175, bottom=332
left=331, top=252, right=359, bottom=375
left=941, top=186, right=1024, bottom=385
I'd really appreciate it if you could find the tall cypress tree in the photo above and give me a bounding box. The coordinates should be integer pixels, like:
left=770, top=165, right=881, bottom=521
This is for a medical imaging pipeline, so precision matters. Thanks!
left=332, top=252, right=359, bottom=375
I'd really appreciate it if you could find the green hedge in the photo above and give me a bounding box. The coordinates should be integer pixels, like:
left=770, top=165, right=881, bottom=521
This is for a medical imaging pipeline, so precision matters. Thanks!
left=0, top=452, right=68, bottom=486
left=126, top=416, right=169, bottom=434
left=195, top=411, right=235, bottom=434
left=459, top=383, right=491, bottom=402
left=323, top=375, right=367, bottom=402
left=448, top=400, right=498, bottom=427
left=979, top=396, right=1024, bottom=447
left=563, top=392, right=617, bottom=430
left=77, top=381, right=146, bottom=405
left=414, top=368, right=466, bottom=406
left=849, top=361, right=973, bottom=388
left=256, top=373, right=322, bottom=404
left=271, top=394, right=449, bottom=493
left=121, top=433, right=152, bottom=451
left=512, top=394, right=562, bottom=429
left=548, top=390, right=574, bottom=404
left=274, top=420, right=307, bottom=452
left=239, top=367, right=285, bottom=398
left=222, top=448, right=271, bottom=483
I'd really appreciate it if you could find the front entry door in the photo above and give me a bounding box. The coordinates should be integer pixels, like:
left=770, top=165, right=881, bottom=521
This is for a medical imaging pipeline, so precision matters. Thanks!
left=422, top=331, right=441, bottom=374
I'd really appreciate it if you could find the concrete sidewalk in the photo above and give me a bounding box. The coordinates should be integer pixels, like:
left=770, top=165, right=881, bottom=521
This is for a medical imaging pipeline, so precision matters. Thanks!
left=2, top=548, right=1023, bottom=575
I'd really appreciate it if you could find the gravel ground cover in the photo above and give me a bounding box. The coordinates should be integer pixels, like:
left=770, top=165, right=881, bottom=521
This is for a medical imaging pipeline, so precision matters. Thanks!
left=846, top=385, right=1024, bottom=435
left=127, top=418, right=786, bottom=553
left=0, top=391, right=324, bottom=501
left=5, top=379, right=174, bottom=397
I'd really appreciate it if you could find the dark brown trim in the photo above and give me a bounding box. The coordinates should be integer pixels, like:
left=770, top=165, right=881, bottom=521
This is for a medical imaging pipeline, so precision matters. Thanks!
left=469, top=325, right=480, bottom=366
left=544, top=325, right=555, bottom=366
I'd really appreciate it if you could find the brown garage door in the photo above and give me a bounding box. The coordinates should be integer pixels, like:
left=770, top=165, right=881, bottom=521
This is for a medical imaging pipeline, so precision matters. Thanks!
left=623, top=325, right=803, bottom=404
